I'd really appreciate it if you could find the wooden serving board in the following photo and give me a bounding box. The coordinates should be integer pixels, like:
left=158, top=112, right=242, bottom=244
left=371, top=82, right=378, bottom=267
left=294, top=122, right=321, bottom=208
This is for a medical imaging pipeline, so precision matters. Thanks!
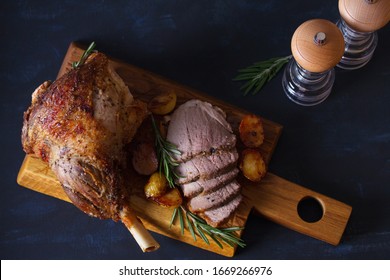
left=17, top=42, right=352, bottom=257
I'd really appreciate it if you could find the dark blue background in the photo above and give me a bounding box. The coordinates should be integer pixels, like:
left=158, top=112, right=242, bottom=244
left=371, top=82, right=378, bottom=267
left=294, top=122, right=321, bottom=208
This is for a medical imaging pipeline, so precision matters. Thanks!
left=1, top=0, right=389, bottom=259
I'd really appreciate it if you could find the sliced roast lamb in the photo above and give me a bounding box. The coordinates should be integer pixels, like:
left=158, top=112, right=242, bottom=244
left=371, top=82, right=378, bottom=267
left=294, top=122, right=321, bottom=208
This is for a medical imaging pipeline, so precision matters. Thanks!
left=166, top=99, right=236, bottom=162
left=188, top=180, right=241, bottom=213
left=167, top=99, right=242, bottom=227
left=203, top=195, right=243, bottom=227
left=181, top=168, right=239, bottom=198
left=174, top=149, right=239, bottom=185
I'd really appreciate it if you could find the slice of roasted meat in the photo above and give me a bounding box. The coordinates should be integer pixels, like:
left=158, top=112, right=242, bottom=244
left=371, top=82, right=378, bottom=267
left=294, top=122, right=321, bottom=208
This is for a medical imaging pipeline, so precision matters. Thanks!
left=167, top=99, right=243, bottom=227
left=21, top=52, right=159, bottom=251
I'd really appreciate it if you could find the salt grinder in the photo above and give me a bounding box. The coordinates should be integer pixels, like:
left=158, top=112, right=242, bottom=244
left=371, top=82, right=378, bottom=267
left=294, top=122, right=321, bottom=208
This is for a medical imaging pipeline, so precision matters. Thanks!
left=282, top=19, right=345, bottom=106
left=337, top=0, right=390, bottom=70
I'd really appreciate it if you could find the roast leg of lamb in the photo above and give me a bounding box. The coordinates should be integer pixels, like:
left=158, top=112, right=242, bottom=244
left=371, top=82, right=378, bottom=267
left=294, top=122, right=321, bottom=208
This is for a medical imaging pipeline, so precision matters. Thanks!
left=22, top=52, right=159, bottom=252
left=166, top=99, right=243, bottom=227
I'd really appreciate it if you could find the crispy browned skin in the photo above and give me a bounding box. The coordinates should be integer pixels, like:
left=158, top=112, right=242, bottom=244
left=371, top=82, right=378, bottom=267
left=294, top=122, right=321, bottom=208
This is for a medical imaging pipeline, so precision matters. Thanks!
left=22, top=52, right=147, bottom=221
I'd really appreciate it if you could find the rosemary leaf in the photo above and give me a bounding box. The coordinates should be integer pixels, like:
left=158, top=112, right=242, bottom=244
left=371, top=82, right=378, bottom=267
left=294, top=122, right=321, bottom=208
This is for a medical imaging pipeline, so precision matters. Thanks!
left=170, top=206, right=245, bottom=248
left=71, top=42, right=97, bottom=69
left=195, top=223, right=210, bottom=245
left=151, top=116, right=182, bottom=188
left=208, top=233, right=223, bottom=249
left=188, top=211, right=207, bottom=224
left=215, top=226, right=243, bottom=232
left=178, top=206, right=184, bottom=235
left=186, top=212, right=197, bottom=241
left=234, top=55, right=292, bottom=96
left=253, top=76, right=267, bottom=95
left=169, top=207, right=178, bottom=229
left=217, top=231, right=245, bottom=245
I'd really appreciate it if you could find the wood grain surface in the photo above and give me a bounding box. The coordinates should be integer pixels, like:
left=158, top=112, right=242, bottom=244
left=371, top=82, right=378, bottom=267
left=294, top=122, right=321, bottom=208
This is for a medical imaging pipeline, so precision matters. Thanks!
left=339, top=0, right=390, bottom=32
left=291, top=19, right=345, bottom=73
left=17, top=42, right=352, bottom=257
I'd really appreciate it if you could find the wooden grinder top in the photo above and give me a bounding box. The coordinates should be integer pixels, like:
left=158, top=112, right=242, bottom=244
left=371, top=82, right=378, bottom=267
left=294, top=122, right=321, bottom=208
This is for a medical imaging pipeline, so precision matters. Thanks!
left=339, top=0, right=390, bottom=32
left=291, top=19, right=345, bottom=73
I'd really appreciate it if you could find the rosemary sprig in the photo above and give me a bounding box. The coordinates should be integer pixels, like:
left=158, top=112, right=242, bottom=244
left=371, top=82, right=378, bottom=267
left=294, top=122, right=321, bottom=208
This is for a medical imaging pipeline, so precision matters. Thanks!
left=71, top=41, right=97, bottom=69
left=233, top=55, right=292, bottom=96
left=170, top=205, right=246, bottom=249
left=151, top=115, right=182, bottom=188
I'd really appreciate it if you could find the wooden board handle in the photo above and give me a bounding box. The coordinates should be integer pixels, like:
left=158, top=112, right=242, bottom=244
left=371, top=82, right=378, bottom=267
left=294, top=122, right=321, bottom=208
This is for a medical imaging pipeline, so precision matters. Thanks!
left=242, top=173, right=352, bottom=245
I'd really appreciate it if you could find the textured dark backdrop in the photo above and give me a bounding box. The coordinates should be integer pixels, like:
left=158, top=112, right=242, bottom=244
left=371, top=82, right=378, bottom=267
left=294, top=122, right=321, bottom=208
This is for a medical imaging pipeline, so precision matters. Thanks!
left=1, top=0, right=389, bottom=259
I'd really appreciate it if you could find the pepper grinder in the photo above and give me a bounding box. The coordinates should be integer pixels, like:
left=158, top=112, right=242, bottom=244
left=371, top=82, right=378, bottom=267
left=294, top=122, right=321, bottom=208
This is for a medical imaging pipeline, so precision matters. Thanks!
left=282, top=19, right=345, bottom=106
left=337, top=0, right=390, bottom=70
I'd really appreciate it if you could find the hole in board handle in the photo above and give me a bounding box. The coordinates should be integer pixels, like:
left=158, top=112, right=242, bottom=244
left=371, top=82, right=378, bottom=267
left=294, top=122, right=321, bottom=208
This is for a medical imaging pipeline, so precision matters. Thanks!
left=297, top=196, right=324, bottom=223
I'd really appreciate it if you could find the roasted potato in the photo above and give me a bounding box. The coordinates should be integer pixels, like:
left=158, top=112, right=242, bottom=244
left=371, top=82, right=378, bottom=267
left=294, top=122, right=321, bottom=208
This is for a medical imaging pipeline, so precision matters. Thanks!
left=148, top=91, right=177, bottom=115
left=144, top=172, right=169, bottom=198
left=239, top=114, right=264, bottom=148
left=150, top=188, right=183, bottom=208
left=239, top=149, right=267, bottom=182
